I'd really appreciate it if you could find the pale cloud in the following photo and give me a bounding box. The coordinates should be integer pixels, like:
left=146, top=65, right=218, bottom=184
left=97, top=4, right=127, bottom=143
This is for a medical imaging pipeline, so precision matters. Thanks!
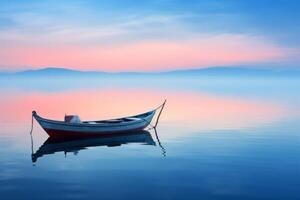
left=0, top=0, right=299, bottom=70
left=0, top=10, right=190, bottom=46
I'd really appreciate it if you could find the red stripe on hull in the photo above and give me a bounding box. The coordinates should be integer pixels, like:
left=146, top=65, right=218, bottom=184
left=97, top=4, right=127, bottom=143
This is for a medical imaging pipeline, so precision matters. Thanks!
left=43, top=128, right=146, bottom=137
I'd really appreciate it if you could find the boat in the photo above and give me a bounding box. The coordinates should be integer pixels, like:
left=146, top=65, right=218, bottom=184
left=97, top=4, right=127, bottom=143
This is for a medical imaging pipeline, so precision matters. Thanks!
left=32, top=100, right=166, bottom=137
left=31, top=130, right=155, bottom=163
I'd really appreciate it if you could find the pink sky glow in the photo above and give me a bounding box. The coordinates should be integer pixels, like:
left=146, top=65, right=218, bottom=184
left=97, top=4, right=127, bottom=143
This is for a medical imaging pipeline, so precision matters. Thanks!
left=0, top=34, right=294, bottom=72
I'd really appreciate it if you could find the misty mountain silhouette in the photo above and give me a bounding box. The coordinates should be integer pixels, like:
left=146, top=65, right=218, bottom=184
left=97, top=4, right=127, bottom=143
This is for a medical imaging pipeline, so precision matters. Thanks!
left=0, top=66, right=299, bottom=77
left=17, top=67, right=107, bottom=76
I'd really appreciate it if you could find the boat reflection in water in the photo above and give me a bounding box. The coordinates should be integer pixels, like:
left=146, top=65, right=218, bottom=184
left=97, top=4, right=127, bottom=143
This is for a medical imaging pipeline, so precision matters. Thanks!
left=31, top=130, right=163, bottom=163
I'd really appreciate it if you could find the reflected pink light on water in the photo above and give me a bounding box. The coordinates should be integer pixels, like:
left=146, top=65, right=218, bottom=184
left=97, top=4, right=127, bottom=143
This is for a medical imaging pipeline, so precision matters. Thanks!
left=0, top=89, right=286, bottom=134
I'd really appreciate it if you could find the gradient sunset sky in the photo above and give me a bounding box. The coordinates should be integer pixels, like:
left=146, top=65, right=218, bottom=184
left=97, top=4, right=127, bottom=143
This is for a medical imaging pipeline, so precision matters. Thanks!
left=0, top=0, right=299, bottom=72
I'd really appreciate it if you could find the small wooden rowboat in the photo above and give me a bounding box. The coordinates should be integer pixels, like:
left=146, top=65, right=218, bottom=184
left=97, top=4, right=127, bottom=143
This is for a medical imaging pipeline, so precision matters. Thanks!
left=32, top=100, right=166, bottom=137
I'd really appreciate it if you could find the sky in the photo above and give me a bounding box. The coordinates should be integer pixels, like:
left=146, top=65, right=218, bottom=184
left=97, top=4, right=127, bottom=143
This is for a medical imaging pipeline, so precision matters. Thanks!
left=0, top=0, right=300, bottom=72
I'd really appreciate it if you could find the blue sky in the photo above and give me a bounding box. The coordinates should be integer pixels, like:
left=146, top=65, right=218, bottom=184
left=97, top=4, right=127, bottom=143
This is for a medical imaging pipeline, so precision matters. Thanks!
left=0, top=0, right=299, bottom=71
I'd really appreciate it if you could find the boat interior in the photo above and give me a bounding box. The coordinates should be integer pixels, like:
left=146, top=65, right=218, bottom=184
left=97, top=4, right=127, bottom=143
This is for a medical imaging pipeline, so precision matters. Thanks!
left=80, top=111, right=153, bottom=124
left=82, top=117, right=141, bottom=124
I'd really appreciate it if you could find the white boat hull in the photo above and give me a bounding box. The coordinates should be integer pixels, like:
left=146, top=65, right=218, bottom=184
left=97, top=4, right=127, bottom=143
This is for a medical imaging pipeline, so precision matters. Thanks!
left=33, top=110, right=156, bottom=136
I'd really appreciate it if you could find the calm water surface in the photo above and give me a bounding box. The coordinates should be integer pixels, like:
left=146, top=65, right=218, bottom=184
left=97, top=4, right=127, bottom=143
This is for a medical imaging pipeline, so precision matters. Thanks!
left=0, top=76, right=300, bottom=200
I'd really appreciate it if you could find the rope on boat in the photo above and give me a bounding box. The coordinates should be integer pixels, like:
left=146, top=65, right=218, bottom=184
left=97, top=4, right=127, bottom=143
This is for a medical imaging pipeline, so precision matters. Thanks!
left=153, top=99, right=166, bottom=128
left=144, top=99, right=166, bottom=130
left=143, top=100, right=167, bottom=156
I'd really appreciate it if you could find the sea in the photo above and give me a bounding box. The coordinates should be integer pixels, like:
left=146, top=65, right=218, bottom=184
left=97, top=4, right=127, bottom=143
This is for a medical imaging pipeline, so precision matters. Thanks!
left=0, top=75, right=299, bottom=199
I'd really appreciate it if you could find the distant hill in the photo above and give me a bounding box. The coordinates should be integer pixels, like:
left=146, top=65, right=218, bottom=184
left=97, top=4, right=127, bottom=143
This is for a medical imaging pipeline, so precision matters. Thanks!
left=0, top=66, right=299, bottom=77
left=163, top=67, right=300, bottom=77
left=16, top=67, right=107, bottom=77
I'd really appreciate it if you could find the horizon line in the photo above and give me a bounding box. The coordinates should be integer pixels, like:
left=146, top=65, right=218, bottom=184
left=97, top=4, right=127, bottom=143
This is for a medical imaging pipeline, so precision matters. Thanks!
left=1, top=65, right=300, bottom=74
